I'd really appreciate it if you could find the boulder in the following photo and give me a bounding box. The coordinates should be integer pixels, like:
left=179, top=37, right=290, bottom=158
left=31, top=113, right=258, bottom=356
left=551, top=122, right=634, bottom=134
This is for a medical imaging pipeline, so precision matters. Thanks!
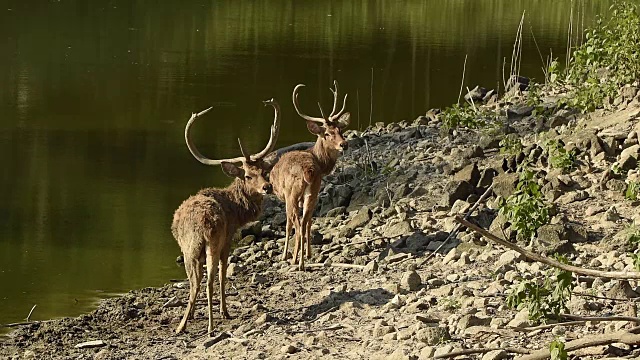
left=454, top=163, right=481, bottom=186
left=442, top=180, right=476, bottom=206
left=492, top=173, right=519, bottom=198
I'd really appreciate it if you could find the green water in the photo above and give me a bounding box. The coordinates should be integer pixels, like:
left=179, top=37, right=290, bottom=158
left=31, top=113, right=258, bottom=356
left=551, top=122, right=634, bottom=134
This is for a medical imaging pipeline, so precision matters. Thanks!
left=0, top=0, right=611, bottom=328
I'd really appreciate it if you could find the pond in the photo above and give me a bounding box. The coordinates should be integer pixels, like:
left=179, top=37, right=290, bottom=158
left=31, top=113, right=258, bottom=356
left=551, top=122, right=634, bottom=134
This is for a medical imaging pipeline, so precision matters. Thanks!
left=0, top=0, right=610, bottom=328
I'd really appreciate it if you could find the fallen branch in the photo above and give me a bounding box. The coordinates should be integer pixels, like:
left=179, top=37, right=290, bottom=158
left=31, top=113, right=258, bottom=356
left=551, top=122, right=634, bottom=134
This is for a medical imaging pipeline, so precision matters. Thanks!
left=305, top=263, right=365, bottom=270
left=2, top=320, right=44, bottom=328
left=287, top=324, right=343, bottom=334
left=419, top=184, right=494, bottom=266
left=434, top=346, right=531, bottom=359
left=559, top=313, right=640, bottom=323
left=456, top=217, right=640, bottom=280
left=516, top=331, right=640, bottom=360
left=513, top=321, right=586, bottom=332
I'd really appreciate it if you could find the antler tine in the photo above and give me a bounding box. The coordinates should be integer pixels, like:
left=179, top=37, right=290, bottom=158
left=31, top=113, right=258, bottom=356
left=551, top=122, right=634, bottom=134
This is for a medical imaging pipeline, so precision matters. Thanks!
left=184, top=106, right=246, bottom=166
left=329, top=93, right=348, bottom=122
left=292, top=84, right=325, bottom=124
left=251, top=98, right=281, bottom=160
left=328, top=80, right=339, bottom=118
left=237, top=138, right=250, bottom=161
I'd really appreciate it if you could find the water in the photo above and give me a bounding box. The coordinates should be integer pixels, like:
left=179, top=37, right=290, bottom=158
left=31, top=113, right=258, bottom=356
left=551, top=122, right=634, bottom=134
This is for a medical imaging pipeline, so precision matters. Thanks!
left=0, top=0, right=611, bottom=328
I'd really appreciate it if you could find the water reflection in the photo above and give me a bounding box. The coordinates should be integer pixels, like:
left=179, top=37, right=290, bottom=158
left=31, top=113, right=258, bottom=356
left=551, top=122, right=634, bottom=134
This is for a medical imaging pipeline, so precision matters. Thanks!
left=0, top=0, right=610, bottom=328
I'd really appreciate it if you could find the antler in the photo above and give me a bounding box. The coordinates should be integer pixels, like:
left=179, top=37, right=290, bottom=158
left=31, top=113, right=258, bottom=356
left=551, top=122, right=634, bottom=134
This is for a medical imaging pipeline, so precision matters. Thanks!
left=292, top=84, right=326, bottom=124
left=328, top=80, right=348, bottom=122
left=184, top=99, right=281, bottom=166
left=292, top=81, right=348, bottom=124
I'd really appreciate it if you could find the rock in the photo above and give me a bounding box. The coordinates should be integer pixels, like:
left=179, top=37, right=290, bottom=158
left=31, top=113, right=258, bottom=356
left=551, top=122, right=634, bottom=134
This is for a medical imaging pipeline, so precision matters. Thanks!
left=548, top=115, right=569, bottom=128
left=492, top=173, right=519, bottom=198
left=227, top=263, right=244, bottom=277
left=419, top=346, right=435, bottom=359
left=556, top=190, right=589, bottom=205
left=75, top=340, right=107, bottom=349
left=238, top=235, right=256, bottom=247
left=507, top=309, right=531, bottom=328
left=507, top=106, right=534, bottom=120
left=478, top=168, right=498, bottom=188
left=603, top=206, right=620, bottom=222
left=457, top=314, right=490, bottom=332
left=454, top=163, right=481, bottom=186
left=318, top=184, right=353, bottom=216
left=281, top=344, right=299, bottom=354
left=496, top=250, right=524, bottom=268
left=482, top=350, right=508, bottom=360
left=442, top=248, right=459, bottom=265
left=255, top=313, right=273, bottom=325
left=464, top=85, right=488, bottom=103
left=415, top=326, right=450, bottom=345
left=364, top=260, right=379, bottom=274
left=622, top=86, right=638, bottom=101
left=240, top=221, right=262, bottom=238
left=450, top=199, right=471, bottom=216
left=442, top=180, right=476, bottom=206
left=346, top=206, right=372, bottom=230
left=619, top=144, right=640, bottom=170
left=401, top=271, right=422, bottom=291
left=384, top=221, right=414, bottom=238
left=506, top=75, right=530, bottom=92
left=326, top=206, right=347, bottom=217
left=251, top=274, right=268, bottom=284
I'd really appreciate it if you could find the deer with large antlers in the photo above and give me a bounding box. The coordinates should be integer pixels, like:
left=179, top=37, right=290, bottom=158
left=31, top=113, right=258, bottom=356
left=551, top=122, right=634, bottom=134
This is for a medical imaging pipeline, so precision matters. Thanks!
left=171, top=99, right=280, bottom=334
left=269, top=81, right=350, bottom=271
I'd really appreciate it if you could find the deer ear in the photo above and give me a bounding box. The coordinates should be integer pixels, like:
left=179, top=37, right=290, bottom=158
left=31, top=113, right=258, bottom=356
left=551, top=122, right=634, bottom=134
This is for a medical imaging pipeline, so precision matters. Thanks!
left=336, top=112, right=351, bottom=129
left=306, top=120, right=326, bottom=136
left=221, top=162, right=245, bottom=178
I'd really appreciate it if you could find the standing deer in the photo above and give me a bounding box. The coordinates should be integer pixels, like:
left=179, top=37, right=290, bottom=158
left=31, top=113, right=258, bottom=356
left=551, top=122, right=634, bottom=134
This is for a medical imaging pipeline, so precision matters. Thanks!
left=269, top=81, right=350, bottom=271
left=172, top=99, right=280, bottom=334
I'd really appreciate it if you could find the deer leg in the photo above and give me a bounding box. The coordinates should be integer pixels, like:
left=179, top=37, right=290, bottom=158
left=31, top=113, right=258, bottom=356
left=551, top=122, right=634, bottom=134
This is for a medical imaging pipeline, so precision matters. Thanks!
left=205, top=243, right=220, bottom=335
left=282, top=211, right=293, bottom=261
left=176, top=254, right=204, bottom=334
left=288, top=199, right=302, bottom=266
left=302, top=182, right=321, bottom=260
left=218, top=247, right=231, bottom=320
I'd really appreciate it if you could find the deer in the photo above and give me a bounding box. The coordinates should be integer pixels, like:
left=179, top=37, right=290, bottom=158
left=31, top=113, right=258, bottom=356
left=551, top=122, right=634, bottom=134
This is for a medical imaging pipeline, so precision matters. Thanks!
left=269, top=81, right=350, bottom=271
left=171, top=98, right=280, bottom=335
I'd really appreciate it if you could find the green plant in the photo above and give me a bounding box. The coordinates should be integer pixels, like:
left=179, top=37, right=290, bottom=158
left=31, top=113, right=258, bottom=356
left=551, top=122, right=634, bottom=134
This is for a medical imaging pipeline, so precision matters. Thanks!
left=440, top=103, right=485, bottom=131
left=625, top=180, right=640, bottom=201
left=546, top=139, right=576, bottom=171
left=440, top=296, right=461, bottom=311
left=626, top=224, right=640, bottom=271
left=561, top=1, right=640, bottom=112
left=499, top=134, right=523, bottom=156
left=499, top=167, right=551, bottom=243
left=550, top=338, right=568, bottom=360
left=506, top=254, right=574, bottom=324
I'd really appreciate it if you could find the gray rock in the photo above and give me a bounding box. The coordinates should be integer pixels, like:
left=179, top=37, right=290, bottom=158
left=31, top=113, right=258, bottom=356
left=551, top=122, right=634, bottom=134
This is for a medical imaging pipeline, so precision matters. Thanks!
left=464, top=85, right=488, bottom=103
left=325, top=206, right=347, bottom=217
left=454, top=163, right=481, bottom=187
left=442, top=180, right=476, bottom=206
left=482, top=350, right=508, bottom=360
left=251, top=274, right=268, bottom=284
left=492, top=173, right=519, bottom=198
left=401, top=271, right=422, bottom=291
left=384, top=221, right=414, bottom=238
left=346, top=206, right=372, bottom=230
left=619, top=144, right=640, bottom=170
left=364, top=260, right=379, bottom=274
left=240, top=221, right=262, bottom=238
left=415, top=326, right=451, bottom=345
left=281, top=344, right=299, bottom=354
left=478, top=168, right=498, bottom=188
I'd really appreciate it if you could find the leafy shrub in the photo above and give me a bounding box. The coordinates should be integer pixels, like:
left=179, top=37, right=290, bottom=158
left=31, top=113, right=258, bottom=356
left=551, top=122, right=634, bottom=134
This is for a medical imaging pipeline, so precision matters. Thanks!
left=625, top=180, right=640, bottom=201
left=499, top=134, right=523, bottom=156
left=440, top=103, right=484, bottom=131
left=546, top=139, right=576, bottom=171
left=550, top=338, right=568, bottom=360
left=506, top=254, right=574, bottom=324
left=499, top=167, right=551, bottom=243
left=561, top=1, right=640, bottom=112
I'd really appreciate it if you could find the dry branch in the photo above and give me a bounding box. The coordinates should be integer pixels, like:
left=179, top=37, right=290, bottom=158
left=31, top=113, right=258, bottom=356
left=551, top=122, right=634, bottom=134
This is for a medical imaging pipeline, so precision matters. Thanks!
left=516, top=331, right=640, bottom=360
left=456, top=217, right=640, bottom=280
left=559, top=313, right=640, bottom=323
left=304, top=263, right=365, bottom=270
left=434, top=347, right=531, bottom=359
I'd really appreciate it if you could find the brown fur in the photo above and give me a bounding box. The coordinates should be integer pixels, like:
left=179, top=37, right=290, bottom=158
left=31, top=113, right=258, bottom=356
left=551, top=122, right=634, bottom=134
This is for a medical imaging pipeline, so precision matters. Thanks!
left=270, top=123, right=347, bottom=270
left=172, top=161, right=271, bottom=335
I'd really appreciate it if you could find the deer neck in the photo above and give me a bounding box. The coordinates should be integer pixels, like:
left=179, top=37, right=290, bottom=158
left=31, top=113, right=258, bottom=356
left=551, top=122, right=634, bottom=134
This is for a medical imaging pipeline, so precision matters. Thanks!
left=310, top=137, right=339, bottom=175
left=227, top=178, right=263, bottom=226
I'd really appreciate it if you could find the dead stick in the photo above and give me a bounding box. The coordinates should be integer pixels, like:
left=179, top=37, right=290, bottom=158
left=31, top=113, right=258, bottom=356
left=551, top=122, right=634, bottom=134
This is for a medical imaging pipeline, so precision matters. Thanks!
left=512, top=321, right=586, bottom=332
left=305, top=263, right=366, bottom=270
left=420, top=184, right=494, bottom=266
left=434, top=347, right=531, bottom=359
left=456, top=217, right=640, bottom=280
left=559, top=314, right=640, bottom=323
left=25, top=304, right=37, bottom=322
left=516, top=331, right=640, bottom=360
left=288, top=324, right=343, bottom=334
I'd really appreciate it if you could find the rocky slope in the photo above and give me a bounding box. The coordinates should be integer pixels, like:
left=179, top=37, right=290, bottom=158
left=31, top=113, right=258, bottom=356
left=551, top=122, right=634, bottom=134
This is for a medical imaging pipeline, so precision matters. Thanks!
left=2, top=82, right=640, bottom=360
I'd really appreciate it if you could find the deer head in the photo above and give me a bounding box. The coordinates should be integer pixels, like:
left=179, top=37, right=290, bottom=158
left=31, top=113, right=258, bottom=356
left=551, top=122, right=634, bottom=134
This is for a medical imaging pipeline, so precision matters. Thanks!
left=184, top=98, right=280, bottom=195
left=292, top=81, right=350, bottom=153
